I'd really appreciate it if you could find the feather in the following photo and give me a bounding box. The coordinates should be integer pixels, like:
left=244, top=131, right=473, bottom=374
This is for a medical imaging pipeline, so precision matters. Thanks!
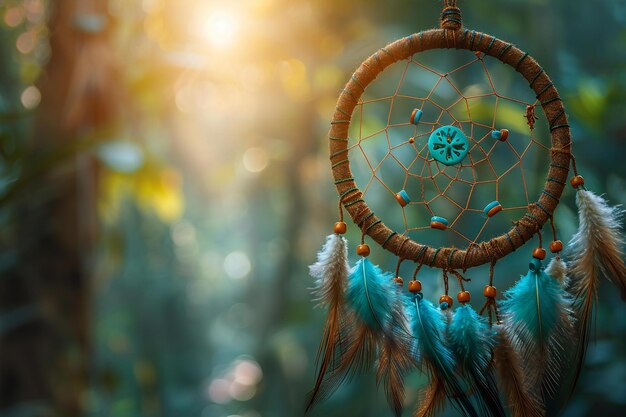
left=345, top=258, right=412, bottom=416
left=545, top=257, right=568, bottom=285
left=376, top=304, right=415, bottom=416
left=567, top=190, right=626, bottom=394
left=413, top=376, right=446, bottom=417
left=500, top=261, right=574, bottom=396
left=307, top=257, right=412, bottom=416
left=448, top=304, right=506, bottom=417
left=409, top=295, right=478, bottom=417
left=493, top=325, right=545, bottom=417
left=346, top=257, right=395, bottom=329
left=306, top=234, right=350, bottom=411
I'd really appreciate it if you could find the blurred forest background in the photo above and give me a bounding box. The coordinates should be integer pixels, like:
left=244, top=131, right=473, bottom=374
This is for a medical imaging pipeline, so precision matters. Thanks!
left=0, top=0, right=625, bottom=417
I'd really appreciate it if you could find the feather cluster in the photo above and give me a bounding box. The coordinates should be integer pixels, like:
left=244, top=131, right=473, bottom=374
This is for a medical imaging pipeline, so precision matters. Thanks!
left=448, top=305, right=505, bottom=417
left=407, top=296, right=477, bottom=417
left=308, top=250, right=412, bottom=416
left=566, top=189, right=626, bottom=393
left=500, top=260, right=574, bottom=396
left=307, top=222, right=620, bottom=417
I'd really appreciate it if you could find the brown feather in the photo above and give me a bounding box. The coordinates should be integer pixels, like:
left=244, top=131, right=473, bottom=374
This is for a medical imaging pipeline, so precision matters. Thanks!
left=566, top=190, right=626, bottom=395
left=493, top=327, right=545, bottom=417
left=376, top=308, right=415, bottom=417
left=412, top=375, right=446, bottom=417
left=306, top=235, right=350, bottom=411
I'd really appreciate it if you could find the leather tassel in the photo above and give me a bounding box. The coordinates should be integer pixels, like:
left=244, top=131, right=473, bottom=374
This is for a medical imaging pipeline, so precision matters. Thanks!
left=448, top=304, right=506, bottom=417
left=566, top=189, right=626, bottom=393
left=493, top=325, right=545, bottom=417
left=306, top=234, right=350, bottom=410
left=408, top=295, right=478, bottom=417
left=500, top=260, right=574, bottom=396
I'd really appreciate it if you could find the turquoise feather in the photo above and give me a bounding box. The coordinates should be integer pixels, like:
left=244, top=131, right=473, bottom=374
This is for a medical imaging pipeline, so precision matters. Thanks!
left=500, top=260, right=574, bottom=394
left=339, top=258, right=413, bottom=417
left=448, top=304, right=506, bottom=417
left=346, top=258, right=394, bottom=329
left=408, top=295, right=478, bottom=417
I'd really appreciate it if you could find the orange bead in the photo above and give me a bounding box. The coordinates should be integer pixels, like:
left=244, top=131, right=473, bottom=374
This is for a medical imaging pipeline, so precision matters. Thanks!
left=394, top=277, right=404, bottom=286
left=499, top=129, right=509, bottom=141
left=333, top=221, right=347, bottom=234
left=408, top=280, right=422, bottom=293
left=549, top=240, right=563, bottom=253
left=457, top=291, right=471, bottom=303
left=431, top=221, right=447, bottom=231
left=487, top=205, right=502, bottom=217
left=409, top=137, right=415, bottom=144
left=356, top=244, right=370, bottom=257
left=483, top=285, right=497, bottom=298
left=395, top=194, right=408, bottom=207
left=532, top=247, right=546, bottom=260
left=570, top=175, right=585, bottom=188
left=439, top=294, right=453, bottom=309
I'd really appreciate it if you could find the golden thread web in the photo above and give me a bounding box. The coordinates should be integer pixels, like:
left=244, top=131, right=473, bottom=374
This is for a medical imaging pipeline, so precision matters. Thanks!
left=348, top=51, right=551, bottom=250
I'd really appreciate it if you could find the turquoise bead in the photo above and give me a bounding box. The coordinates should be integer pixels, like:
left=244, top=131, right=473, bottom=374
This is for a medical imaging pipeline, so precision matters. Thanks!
left=410, top=109, right=423, bottom=125
left=529, top=258, right=542, bottom=272
left=398, top=189, right=411, bottom=204
left=491, top=130, right=502, bottom=140
left=431, top=216, right=449, bottom=226
left=428, top=126, right=469, bottom=166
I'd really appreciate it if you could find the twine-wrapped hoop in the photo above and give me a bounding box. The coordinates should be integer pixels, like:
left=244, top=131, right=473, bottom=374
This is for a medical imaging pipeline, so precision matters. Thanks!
left=329, top=25, right=571, bottom=270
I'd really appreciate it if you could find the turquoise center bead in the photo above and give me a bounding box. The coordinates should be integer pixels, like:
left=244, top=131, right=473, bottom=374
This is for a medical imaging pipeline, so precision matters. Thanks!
left=428, top=126, right=469, bottom=166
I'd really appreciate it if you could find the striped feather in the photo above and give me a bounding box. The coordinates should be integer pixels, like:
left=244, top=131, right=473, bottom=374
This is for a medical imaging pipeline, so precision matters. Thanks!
left=306, top=234, right=350, bottom=410
left=493, top=325, right=545, bottom=417
left=567, top=190, right=626, bottom=395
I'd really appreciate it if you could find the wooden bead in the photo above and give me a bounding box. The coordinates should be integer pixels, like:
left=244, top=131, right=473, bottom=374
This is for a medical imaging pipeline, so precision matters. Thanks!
left=457, top=291, right=471, bottom=303
left=333, top=221, right=347, bottom=234
left=570, top=175, right=585, bottom=188
left=532, top=247, right=546, bottom=260
left=408, top=280, right=422, bottom=293
left=439, top=294, right=453, bottom=309
left=356, top=244, right=370, bottom=257
left=549, top=240, right=563, bottom=253
left=408, top=137, right=415, bottom=144
left=483, top=285, right=497, bottom=298
left=394, top=277, right=404, bottom=285
left=499, top=129, right=509, bottom=141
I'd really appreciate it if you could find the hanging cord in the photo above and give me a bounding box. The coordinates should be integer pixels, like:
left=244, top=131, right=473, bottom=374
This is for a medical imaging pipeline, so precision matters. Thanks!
left=448, top=269, right=470, bottom=292
left=550, top=216, right=558, bottom=242
left=393, top=237, right=410, bottom=278
left=479, top=246, right=501, bottom=325
left=442, top=270, right=450, bottom=295
left=441, top=0, right=462, bottom=35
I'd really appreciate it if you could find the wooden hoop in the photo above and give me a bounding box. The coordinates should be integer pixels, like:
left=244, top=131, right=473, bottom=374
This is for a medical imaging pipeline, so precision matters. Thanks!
left=329, top=28, right=571, bottom=270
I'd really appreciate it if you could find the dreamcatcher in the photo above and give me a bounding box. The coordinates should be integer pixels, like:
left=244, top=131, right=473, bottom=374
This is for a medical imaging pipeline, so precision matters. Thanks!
left=307, top=2, right=626, bottom=417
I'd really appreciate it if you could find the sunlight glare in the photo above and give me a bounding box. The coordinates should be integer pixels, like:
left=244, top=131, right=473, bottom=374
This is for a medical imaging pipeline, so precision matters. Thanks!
left=199, top=9, right=239, bottom=49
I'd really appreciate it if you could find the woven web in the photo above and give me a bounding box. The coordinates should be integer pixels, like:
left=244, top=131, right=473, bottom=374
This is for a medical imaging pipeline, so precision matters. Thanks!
left=348, top=49, right=551, bottom=250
